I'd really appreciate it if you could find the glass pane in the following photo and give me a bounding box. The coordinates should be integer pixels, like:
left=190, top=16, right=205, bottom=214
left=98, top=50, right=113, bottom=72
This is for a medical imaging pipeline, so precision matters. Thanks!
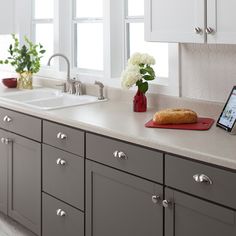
left=129, top=23, right=168, bottom=78
left=0, top=35, right=13, bottom=60
left=128, top=0, right=144, bottom=16
left=35, top=24, right=54, bottom=65
left=76, top=0, right=103, bottom=18
left=35, top=0, right=54, bottom=19
left=76, top=23, right=103, bottom=71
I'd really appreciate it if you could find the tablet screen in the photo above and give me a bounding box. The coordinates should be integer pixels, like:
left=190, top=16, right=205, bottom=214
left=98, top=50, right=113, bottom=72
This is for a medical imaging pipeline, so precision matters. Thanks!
left=217, top=87, right=236, bottom=131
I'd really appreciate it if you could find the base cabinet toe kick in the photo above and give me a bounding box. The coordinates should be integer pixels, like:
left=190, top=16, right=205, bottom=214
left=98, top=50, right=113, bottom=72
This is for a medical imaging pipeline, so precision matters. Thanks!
left=0, top=108, right=236, bottom=236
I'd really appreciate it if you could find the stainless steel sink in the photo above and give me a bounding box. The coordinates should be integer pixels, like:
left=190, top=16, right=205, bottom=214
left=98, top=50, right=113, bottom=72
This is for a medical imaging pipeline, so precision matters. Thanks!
left=0, top=88, right=106, bottom=110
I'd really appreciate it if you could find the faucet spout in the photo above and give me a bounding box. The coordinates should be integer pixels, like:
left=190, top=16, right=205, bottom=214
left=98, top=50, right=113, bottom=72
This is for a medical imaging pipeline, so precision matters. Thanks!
left=47, top=53, right=70, bottom=82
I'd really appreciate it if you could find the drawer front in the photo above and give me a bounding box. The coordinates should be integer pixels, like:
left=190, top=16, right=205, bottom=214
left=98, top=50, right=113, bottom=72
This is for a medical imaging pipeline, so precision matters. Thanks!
left=165, top=154, right=236, bottom=208
left=43, top=121, right=84, bottom=156
left=86, top=133, right=163, bottom=183
left=42, top=193, right=84, bottom=236
left=0, top=107, right=41, bottom=141
left=43, top=144, right=84, bottom=210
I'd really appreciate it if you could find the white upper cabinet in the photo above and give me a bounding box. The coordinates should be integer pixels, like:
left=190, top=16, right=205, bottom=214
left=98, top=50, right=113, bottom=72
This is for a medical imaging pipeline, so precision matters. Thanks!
left=0, top=0, right=15, bottom=34
left=145, top=0, right=236, bottom=44
left=207, top=0, right=236, bottom=44
left=145, top=0, right=205, bottom=43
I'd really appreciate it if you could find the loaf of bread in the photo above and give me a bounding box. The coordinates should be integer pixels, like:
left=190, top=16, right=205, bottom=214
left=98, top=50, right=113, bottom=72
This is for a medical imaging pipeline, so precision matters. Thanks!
left=153, top=108, right=198, bottom=124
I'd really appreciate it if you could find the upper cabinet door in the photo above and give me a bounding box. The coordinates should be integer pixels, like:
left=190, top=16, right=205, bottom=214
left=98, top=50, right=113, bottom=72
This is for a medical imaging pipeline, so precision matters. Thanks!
left=207, top=0, right=236, bottom=43
left=0, top=0, right=15, bottom=34
left=145, top=0, right=205, bottom=43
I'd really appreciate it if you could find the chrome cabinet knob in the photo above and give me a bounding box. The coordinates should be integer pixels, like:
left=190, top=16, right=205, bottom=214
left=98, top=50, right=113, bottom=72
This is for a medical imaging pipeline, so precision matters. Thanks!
left=1, top=138, right=12, bottom=145
left=3, top=115, right=12, bottom=123
left=56, top=209, right=66, bottom=217
left=57, top=132, right=67, bottom=140
left=56, top=158, right=67, bottom=166
left=162, top=200, right=171, bottom=208
left=194, top=27, right=202, bottom=34
left=113, top=150, right=128, bottom=160
left=152, top=195, right=161, bottom=204
left=206, top=27, right=214, bottom=34
left=193, top=174, right=213, bottom=185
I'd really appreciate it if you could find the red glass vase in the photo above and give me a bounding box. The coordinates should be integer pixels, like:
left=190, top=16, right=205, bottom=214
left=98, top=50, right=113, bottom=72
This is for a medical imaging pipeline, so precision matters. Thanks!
left=133, top=89, right=147, bottom=112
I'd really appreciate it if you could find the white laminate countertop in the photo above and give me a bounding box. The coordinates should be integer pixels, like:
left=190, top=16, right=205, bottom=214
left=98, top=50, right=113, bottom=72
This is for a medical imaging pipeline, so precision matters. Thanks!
left=0, top=86, right=235, bottom=171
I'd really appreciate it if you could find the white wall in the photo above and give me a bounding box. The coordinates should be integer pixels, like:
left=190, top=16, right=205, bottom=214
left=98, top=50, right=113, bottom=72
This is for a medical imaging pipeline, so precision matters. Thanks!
left=180, top=44, right=236, bottom=103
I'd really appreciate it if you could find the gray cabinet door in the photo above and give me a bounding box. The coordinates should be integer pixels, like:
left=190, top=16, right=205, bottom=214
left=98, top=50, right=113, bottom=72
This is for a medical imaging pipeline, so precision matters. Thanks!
left=86, top=160, right=163, bottom=236
left=165, top=188, right=236, bottom=236
left=8, top=133, right=41, bottom=235
left=0, top=129, right=8, bottom=215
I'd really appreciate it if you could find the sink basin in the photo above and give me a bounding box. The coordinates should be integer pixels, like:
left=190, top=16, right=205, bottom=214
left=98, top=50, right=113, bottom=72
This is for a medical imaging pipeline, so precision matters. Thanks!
left=0, top=88, right=106, bottom=110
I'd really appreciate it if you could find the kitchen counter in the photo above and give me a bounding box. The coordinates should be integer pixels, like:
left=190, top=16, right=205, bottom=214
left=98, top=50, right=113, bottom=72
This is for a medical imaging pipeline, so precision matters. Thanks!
left=0, top=86, right=235, bottom=171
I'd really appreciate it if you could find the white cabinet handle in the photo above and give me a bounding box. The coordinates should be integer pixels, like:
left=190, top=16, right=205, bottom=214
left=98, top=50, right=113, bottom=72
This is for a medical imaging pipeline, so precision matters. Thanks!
left=1, top=137, right=12, bottom=145
left=57, top=132, right=67, bottom=140
left=113, top=150, right=128, bottom=160
left=193, top=174, right=213, bottom=185
left=3, top=115, right=12, bottom=123
left=56, top=158, right=67, bottom=166
left=56, top=209, right=66, bottom=217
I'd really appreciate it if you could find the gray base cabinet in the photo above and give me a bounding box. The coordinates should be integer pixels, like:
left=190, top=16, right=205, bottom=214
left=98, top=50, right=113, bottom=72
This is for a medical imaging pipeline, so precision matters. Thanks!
left=86, top=160, right=163, bottom=236
left=165, top=188, right=236, bottom=236
left=0, top=129, right=41, bottom=235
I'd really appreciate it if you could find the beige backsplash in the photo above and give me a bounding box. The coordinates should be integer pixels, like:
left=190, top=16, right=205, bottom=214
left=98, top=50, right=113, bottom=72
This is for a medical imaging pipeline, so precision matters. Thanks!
left=180, top=43, right=236, bottom=102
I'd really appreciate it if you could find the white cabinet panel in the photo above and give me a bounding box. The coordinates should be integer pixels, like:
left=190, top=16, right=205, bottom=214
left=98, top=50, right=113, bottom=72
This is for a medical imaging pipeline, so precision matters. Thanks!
left=0, top=0, right=15, bottom=34
left=207, top=0, right=236, bottom=44
left=145, top=0, right=205, bottom=43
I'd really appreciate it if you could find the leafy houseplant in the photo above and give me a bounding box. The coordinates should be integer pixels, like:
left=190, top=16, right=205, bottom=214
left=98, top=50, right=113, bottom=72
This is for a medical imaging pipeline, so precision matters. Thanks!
left=121, top=52, right=156, bottom=112
left=0, top=34, right=45, bottom=89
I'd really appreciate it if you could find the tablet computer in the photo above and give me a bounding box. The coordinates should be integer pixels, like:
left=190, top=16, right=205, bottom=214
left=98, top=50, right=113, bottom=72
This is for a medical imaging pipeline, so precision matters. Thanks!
left=217, top=86, right=236, bottom=132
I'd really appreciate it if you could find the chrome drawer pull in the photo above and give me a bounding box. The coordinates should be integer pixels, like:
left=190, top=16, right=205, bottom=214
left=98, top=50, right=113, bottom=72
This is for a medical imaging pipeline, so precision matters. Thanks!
left=194, top=27, right=202, bottom=34
left=113, top=150, right=128, bottom=160
left=205, top=27, right=214, bottom=34
left=1, top=138, right=12, bottom=145
left=152, top=195, right=161, bottom=204
left=57, top=132, right=67, bottom=140
left=193, top=174, right=213, bottom=185
left=162, top=200, right=172, bottom=208
left=56, top=209, right=66, bottom=217
left=56, top=158, right=67, bottom=166
left=3, top=115, right=12, bottom=123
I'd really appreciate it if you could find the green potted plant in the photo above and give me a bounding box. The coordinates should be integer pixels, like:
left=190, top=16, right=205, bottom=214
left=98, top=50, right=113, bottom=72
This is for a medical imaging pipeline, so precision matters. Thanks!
left=0, top=34, right=46, bottom=89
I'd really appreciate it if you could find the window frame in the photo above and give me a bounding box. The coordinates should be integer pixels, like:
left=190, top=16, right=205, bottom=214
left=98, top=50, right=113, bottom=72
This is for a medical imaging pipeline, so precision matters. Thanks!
left=71, top=0, right=104, bottom=74
left=18, top=0, right=179, bottom=96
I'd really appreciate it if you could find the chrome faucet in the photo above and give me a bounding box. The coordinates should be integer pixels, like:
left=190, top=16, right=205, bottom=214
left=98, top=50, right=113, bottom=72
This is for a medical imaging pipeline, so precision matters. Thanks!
left=94, top=81, right=105, bottom=100
left=47, top=53, right=71, bottom=82
left=47, top=53, right=78, bottom=94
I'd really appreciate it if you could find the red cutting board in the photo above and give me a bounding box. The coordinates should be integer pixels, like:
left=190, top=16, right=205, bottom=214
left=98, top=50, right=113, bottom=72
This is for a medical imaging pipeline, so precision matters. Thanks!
left=145, top=117, right=215, bottom=131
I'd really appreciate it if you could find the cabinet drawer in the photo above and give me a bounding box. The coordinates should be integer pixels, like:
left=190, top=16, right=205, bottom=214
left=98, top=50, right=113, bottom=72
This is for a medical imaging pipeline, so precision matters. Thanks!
left=43, top=144, right=84, bottom=210
left=43, top=121, right=84, bottom=156
left=42, top=193, right=84, bottom=236
left=86, top=133, right=163, bottom=183
left=0, top=107, right=41, bottom=141
left=166, top=154, right=236, bottom=209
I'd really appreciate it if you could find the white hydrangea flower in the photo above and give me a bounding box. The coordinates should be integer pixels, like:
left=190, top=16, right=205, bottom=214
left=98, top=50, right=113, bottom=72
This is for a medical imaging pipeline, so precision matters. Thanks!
left=128, top=52, right=155, bottom=66
left=121, top=64, right=142, bottom=89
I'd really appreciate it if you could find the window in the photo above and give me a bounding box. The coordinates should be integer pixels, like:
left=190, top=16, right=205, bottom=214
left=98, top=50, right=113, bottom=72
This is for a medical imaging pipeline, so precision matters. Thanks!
left=125, top=0, right=169, bottom=78
left=32, top=0, right=54, bottom=66
left=26, top=0, right=179, bottom=96
left=73, top=0, right=104, bottom=71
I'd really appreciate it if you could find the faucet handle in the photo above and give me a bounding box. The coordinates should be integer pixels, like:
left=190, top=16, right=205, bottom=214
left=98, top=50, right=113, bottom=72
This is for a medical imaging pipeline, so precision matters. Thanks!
left=56, top=82, right=67, bottom=93
left=94, top=80, right=105, bottom=100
